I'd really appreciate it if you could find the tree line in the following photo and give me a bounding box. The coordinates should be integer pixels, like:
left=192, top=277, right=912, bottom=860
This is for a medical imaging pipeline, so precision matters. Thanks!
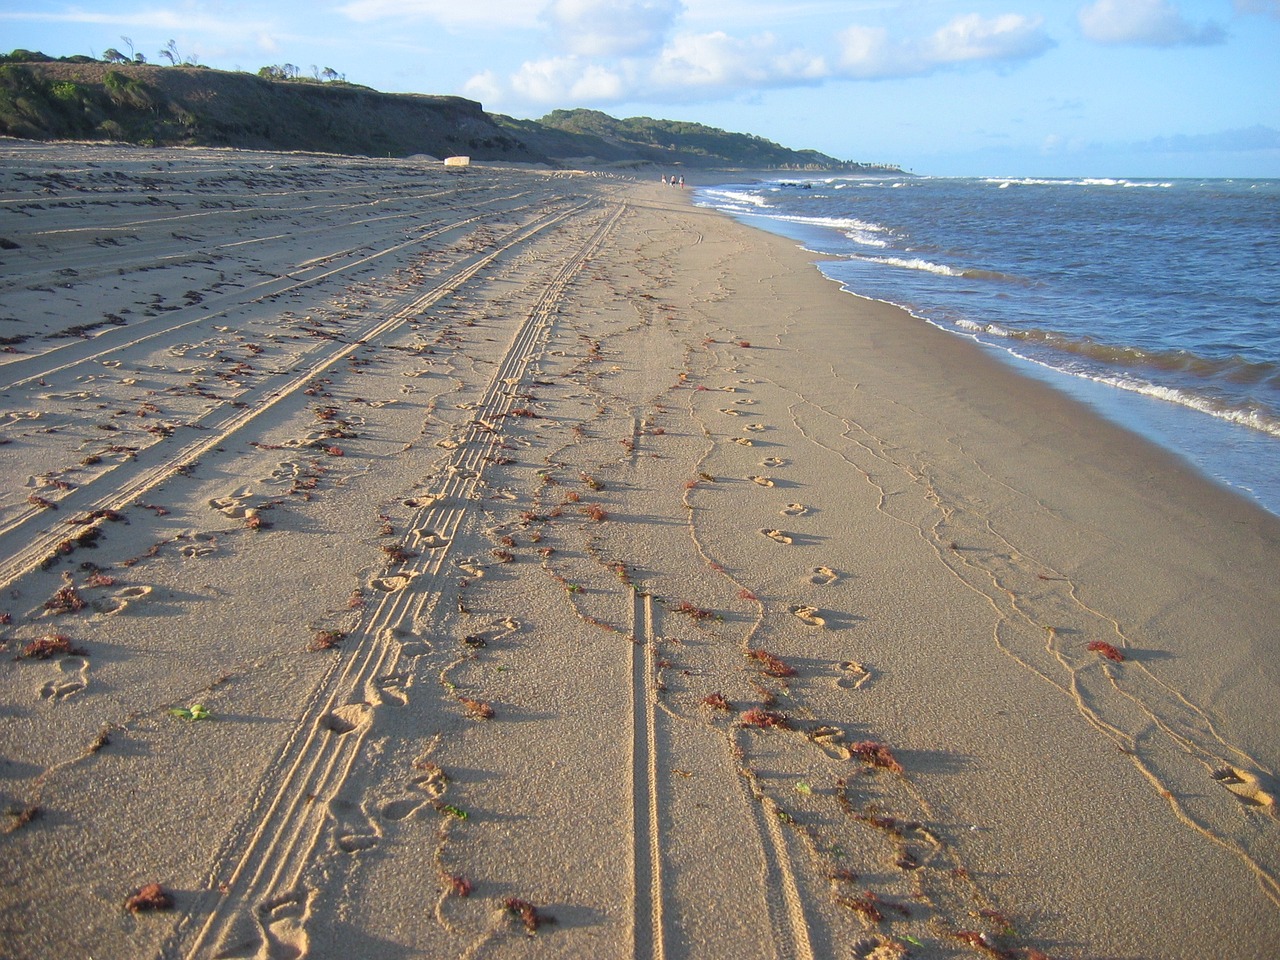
left=6, top=37, right=347, bottom=85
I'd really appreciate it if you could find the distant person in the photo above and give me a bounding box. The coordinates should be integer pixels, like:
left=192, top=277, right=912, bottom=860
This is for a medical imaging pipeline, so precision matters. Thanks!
left=661, top=175, right=668, bottom=185
left=679, top=176, right=685, bottom=188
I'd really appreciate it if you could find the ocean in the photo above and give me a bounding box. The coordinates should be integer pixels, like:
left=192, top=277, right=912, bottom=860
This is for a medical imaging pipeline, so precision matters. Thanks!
left=695, top=175, right=1280, bottom=517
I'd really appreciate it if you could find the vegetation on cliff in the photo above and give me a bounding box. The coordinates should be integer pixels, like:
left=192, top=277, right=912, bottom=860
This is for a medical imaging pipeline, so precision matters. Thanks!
left=0, top=49, right=900, bottom=172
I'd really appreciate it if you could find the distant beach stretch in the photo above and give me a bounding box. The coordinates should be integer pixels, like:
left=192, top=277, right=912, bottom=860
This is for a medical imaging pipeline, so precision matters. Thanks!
left=1, top=142, right=1278, bottom=960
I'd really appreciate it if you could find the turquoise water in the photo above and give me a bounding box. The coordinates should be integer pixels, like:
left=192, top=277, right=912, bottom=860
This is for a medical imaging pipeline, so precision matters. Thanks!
left=696, top=175, right=1280, bottom=516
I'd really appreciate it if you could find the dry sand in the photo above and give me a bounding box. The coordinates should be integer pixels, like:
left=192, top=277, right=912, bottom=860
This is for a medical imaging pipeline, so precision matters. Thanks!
left=1, top=140, right=1278, bottom=960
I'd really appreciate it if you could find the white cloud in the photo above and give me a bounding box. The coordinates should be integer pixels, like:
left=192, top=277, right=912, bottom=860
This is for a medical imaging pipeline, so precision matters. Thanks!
left=926, top=13, right=1054, bottom=64
left=837, top=26, right=912, bottom=78
left=463, top=69, right=504, bottom=103
left=839, top=13, right=1053, bottom=78
left=338, top=0, right=546, bottom=28
left=509, top=56, right=628, bottom=101
left=650, top=31, right=826, bottom=89
left=469, top=10, right=1054, bottom=108
left=548, top=0, right=682, bottom=57
left=1078, top=0, right=1225, bottom=47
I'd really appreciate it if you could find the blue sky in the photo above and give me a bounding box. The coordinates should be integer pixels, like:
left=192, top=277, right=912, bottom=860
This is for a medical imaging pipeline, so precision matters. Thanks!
left=3, top=1, right=1278, bottom=176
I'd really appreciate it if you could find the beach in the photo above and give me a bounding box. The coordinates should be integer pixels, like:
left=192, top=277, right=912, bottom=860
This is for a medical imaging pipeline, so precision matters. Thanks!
left=1, top=141, right=1278, bottom=959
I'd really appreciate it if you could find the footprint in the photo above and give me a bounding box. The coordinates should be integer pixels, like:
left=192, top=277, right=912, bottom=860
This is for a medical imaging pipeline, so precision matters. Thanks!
left=331, top=798, right=381, bottom=853
left=209, top=486, right=254, bottom=517
left=412, top=767, right=448, bottom=800
left=743, top=423, right=767, bottom=432
left=730, top=437, right=754, bottom=446
left=256, top=891, right=311, bottom=960
left=380, top=796, right=425, bottom=822
left=734, top=399, right=757, bottom=406
left=809, top=725, right=848, bottom=760
left=416, top=530, right=451, bottom=550
left=780, top=503, right=809, bottom=517
left=748, top=476, right=775, bottom=487
left=462, top=616, right=521, bottom=647
left=761, top=457, right=788, bottom=468
left=760, top=529, right=793, bottom=545
left=790, top=604, right=827, bottom=628
left=373, top=674, right=410, bottom=707
left=93, top=584, right=153, bottom=615
left=1213, top=767, right=1277, bottom=812
left=371, top=574, right=413, bottom=593
left=809, top=566, right=839, bottom=586
left=398, top=640, right=432, bottom=658
left=404, top=493, right=442, bottom=509
left=835, top=660, right=872, bottom=691
left=380, top=769, right=447, bottom=822
left=179, top=534, right=218, bottom=559
left=454, top=558, right=485, bottom=578
left=320, top=702, right=373, bottom=735
left=39, top=656, right=89, bottom=701
left=719, top=408, right=745, bottom=416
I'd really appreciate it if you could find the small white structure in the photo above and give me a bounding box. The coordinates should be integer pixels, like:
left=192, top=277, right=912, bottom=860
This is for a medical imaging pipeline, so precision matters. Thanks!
left=443, top=156, right=471, bottom=168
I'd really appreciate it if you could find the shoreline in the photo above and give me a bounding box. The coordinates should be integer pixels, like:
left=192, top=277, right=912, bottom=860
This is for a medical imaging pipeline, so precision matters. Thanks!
left=1, top=143, right=1277, bottom=959
left=690, top=175, right=1280, bottom=520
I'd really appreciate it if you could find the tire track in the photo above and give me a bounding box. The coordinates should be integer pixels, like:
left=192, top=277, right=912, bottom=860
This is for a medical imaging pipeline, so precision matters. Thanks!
left=631, top=588, right=665, bottom=960
left=0, top=187, right=561, bottom=389
left=0, top=199, right=592, bottom=592
left=165, top=197, right=626, bottom=960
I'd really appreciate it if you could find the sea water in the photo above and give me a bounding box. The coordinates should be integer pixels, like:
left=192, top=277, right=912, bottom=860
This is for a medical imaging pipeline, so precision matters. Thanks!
left=696, top=176, right=1280, bottom=517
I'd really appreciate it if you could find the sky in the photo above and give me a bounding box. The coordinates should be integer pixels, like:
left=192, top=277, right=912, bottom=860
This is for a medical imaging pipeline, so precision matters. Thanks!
left=3, top=0, right=1279, bottom=176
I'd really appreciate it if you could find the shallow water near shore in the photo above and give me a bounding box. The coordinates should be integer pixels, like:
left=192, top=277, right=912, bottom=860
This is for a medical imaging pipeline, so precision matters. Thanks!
left=696, top=175, right=1280, bottom=515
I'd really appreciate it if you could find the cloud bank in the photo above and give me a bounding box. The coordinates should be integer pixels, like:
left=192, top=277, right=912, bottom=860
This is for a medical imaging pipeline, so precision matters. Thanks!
left=466, top=11, right=1054, bottom=107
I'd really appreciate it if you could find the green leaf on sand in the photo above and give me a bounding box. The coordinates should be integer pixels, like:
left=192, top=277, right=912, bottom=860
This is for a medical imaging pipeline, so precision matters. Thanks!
left=170, top=704, right=211, bottom=722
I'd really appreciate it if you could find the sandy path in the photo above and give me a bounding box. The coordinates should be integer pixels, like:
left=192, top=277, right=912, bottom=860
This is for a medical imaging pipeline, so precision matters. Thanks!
left=1, top=143, right=1278, bottom=960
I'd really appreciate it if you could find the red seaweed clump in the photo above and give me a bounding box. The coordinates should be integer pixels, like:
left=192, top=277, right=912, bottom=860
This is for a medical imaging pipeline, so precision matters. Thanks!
left=740, top=708, right=790, bottom=730
left=746, top=648, right=796, bottom=678
left=1087, top=641, right=1125, bottom=662
left=503, top=897, right=552, bottom=935
left=22, top=633, right=84, bottom=659
left=125, top=883, right=174, bottom=913
left=849, top=740, right=904, bottom=775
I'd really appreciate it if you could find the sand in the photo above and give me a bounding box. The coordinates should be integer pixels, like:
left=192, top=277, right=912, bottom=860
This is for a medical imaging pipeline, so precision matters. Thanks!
left=1, top=140, right=1278, bottom=960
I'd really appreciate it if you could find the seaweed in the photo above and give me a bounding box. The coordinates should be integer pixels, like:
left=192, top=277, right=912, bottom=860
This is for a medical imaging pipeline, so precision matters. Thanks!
left=746, top=648, right=796, bottom=678
left=125, top=883, right=174, bottom=913
left=849, top=741, right=904, bottom=774
left=672, top=600, right=714, bottom=621
left=701, top=692, right=733, bottom=711
left=22, top=633, right=85, bottom=659
left=458, top=697, right=495, bottom=720
left=309, top=629, right=345, bottom=652
left=740, top=708, right=790, bottom=729
left=836, top=892, right=883, bottom=923
left=1087, top=641, right=1125, bottom=662
left=503, top=897, right=552, bottom=936
left=43, top=576, right=86, bottom=615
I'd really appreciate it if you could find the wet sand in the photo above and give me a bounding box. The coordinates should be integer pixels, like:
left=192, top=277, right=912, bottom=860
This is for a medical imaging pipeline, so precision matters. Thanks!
left=1, top=140, right=1278, bottom=959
